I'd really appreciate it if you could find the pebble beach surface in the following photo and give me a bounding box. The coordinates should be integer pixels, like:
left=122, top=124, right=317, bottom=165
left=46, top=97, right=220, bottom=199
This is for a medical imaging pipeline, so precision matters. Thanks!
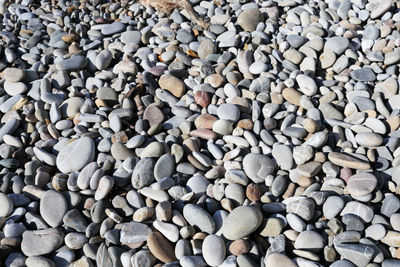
left=1, top=0, right=400, bottom=266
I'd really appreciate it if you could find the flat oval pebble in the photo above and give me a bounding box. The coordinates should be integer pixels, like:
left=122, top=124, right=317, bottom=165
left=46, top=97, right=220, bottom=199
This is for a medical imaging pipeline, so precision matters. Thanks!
left=183, top=204, right=215, bottom=234
left=40, top=190, right=67, bottom=227
left=202, top=234, right=226, bottom=266
left=222, top=206, right=262, bottom=240
left=0, top=0, right=399, bottom=265
left=147, top=232, right=177, bottom=263
left=243, top=153, right=275, bottom=183
left=0, top=192, right=13, bottom=217
left=347, top=172, right=377, bottom=197
left=56, top=137, right=95, bottom=173
left=355, top=132, right=383, bottom=147
left=21, top=228, right=64, bottom=256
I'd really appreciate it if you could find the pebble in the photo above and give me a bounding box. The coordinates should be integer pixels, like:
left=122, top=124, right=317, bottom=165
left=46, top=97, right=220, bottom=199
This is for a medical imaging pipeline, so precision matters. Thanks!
left=0, top=192, right=13, bottom=217
left=217, top=103, right=240, bottom=122
left=237, top=8, right=264, bottom=32
left=147, top=232, right=177, bottom=263
left=183, top=204, right=215, bottom=234
left=56, top=137, right=95, bottom=173
left=21, top=228, right=64, bottom=256
left=346, top=172, right=377, bottom=197
left=0, top=0, right=398, bottom=265
left=202, top=234, right=226, bottom=266
left=296, top=74, right=318, bottom=96
left=355, top=132, right=383, bottom=147
left=222, top=206, right=262, bottom=240
left=40, top=190, right=68, bottom=227
left=243, top=153, right=275, bottom=183
left=159, top=74, right=186, bottom=98
left=294, top=231, right=325, bottom=250
left=264, top=253, right=297, bottom=267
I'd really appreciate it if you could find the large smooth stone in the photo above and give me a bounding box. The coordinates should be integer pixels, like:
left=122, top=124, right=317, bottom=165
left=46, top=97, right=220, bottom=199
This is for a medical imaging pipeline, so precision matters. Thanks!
left=56, top=137, right=95, bottom=173
left=243, top=153, right=275, bottom=183
left=183, top=204, right=215, bottom=234
left=202, top=235, right=226, bottom=266
left=147, top=232, right=177, bottom=263
left=40, top=190, right=68, bottom=227
left=21, top=228, right=64, bottom=256
left=222, top=206, right=262, bottom=240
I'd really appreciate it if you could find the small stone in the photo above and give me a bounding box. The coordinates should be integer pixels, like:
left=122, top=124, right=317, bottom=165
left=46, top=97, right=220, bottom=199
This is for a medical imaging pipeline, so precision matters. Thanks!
left=101, top=22, right=126, bottom=35
left=159, top=74, right=185, bottom=98
left=335, top=243, right=375, bottom=266
left=154, top=154, right=175, bottom=181
left=95, top=176, right=115, bottom=200
left=264, top=253, right=297, bottom=267
left=350, top=68, right=376, bottom=82
left=282, top=88, right=302, bottom=106
left=26, top=256, right=56, bottom=267
left=294, top=231, right=325, bottom=250
left=111, top=142, right=134, bottom=161
left=3, top=68, right=25, bottom=82
left=328, top=152, right=370, bottom=170
left=283, top=49, right=304, bottom=64
left=121, top=31, right=141, bottom=44
left=132, top=158, right=155, bottom=189
left=370, top=0, right=393, bottom=19
left=323, top=196, right=345, bottom=219
left=194, top=91, right=211, bottom=108
left=217, top=103, right=240, bottom=122
left=325, top=37, right=349, bottom=54
left=341, top=201, right=374, bottom=223
left=382, top=231, right=400, bottom=247
left=147, top=232, right=177, bottom=263
left=65, top=232, right=87, bottom=249
left=259, top=218, right=284, bottom=237
left=286, top=198, right=315, bottom=221
left=198, top=39, right=217, bottom=59
left=120, top=222, right=152, bottom=245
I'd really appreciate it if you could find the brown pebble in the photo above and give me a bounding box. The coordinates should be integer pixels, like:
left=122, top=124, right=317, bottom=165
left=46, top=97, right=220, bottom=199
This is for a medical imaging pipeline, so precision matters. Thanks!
left=194, top=91, right=211, bottom=108
left=194, top=114, right=217, bottom=129
left=159, top=74, right=185, bottom=98
left=303, top=118, right=317, bottom=133
left=282, top=183, right=296, bottom=199
left=192, top=232, right=207, bottom=240
left=190, top=129, right=217, bottom=139
left=62, top=34, right=78, bottom=43
left=313, top=152, right=326, bottom=163
left=246, top=183, right=261, bottom=202
left=229, top=239, right=250, bottom=255
left=221, top=198, right=234, bottom=212
left=143, top=105, right=164, bottom=126
left=147, top=232, right=177, bottom=263
left=237, top=119, right=254, bottom=130
left=282, top=88, right=302, bottom=106
left=297, top=176, right=313, bottom=187
left=340, top=168, right=352, bottom=183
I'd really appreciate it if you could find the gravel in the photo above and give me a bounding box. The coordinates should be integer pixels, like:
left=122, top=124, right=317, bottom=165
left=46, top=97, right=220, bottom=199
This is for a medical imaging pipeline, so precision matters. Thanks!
left=0, top=0, right=400, bottom=266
